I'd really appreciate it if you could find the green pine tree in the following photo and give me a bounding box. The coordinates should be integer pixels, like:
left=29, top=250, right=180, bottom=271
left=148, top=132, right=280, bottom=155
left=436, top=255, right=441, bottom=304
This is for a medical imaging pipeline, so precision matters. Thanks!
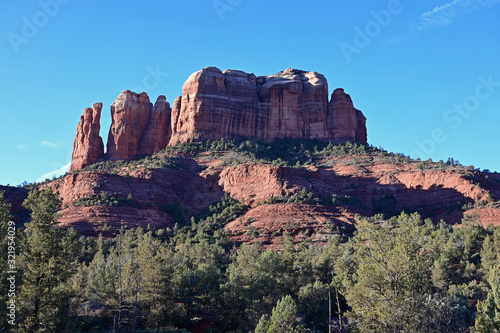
left=475, top=264, right=500, bottom=332
left=16, top=188, right=79, bottom=333
left=343, top=213, right=433, bottom=332
left=255, top=295, right=305, bottom=333
left=481, top=231, right=500, bottom=276
left=87, top=231, right=133, bottom=332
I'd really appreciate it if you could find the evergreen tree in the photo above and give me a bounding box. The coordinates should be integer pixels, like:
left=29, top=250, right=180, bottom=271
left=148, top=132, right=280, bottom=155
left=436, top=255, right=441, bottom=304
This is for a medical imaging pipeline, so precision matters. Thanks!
left=87, top=228, right=138, bottom=332
left=138, top=245, right=174, bottom=328
left=221, top=244, right=285, bottom=331
left=255, top=295, right=305, bottom=333
left=342, top=213, right=474, bottom=332
left=343, top=213, right=433, bottom=332
left=475, top=264, right=500, bottom=332
left=481, top=229, right=500, bottom=276
left=297, top=281, right=331, bottom=331
left=16, top=188, right=79, bottom=333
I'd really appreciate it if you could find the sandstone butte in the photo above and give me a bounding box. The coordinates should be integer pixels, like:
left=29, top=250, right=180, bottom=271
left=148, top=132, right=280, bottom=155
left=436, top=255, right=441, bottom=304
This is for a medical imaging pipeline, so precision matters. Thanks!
left=69, top=67, right=367, bottom=172
left=19, top=64, right=496, bottom=248
left=5, top=64, right=500, bottom=245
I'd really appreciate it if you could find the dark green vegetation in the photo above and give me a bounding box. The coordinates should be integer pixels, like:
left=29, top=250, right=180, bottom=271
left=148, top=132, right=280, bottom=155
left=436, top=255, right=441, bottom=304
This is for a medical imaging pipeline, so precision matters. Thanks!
left=2, top=189, right=500, bottom=332
left=66, top=138, right=476, bottom=176
left=72, top=192, right=137, bottom=208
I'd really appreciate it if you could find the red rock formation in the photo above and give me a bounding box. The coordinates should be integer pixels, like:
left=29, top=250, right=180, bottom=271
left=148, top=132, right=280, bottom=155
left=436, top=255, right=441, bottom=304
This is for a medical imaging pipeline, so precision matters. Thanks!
left=138, top=95, right=171, bottom=156
left=69, top=103, right=105, bottom=172
left=225, top=203, right=357, bottom=250
left=328, top=88, right=366, bottom=143
left=57, top=206, right=173, bottom=237
left=48, top=136, right=500, bottom=239
left=0, top=185, right=29, bottom=224
left=170, top=67, right=363, bottom=145
left=107, top=91, right=171, bottom=161
left=170, top=67, right=261, bottom=144
left=355, top=109, right=367, bottom=143
left=69, top=67, right=367, bottom=172
left=107, top=91, right=152, bottom=161
left=218, top=163, right=288, bottom=206
left=257, top=68, right=330, bottom=140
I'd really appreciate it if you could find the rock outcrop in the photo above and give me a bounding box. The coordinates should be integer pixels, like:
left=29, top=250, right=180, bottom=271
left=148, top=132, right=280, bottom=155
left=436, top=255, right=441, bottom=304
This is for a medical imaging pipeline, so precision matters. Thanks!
left=170, top=67, right=263, bottom=144
left=170, top=67, right=364, bottom=145
left=138, top=95, right=171, bottom=156
left=258, top=68, right=330, bottom=140
left=69, top=67, right=367, bottom=171
left=106, top=91, right=171, bottom=161
left=69, top=103, right=105, bottom=172
left=328, top=88, right=367, bottom=143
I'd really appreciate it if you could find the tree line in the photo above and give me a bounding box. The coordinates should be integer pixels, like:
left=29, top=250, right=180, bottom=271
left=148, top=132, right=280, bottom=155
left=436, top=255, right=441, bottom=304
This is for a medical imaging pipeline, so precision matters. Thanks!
left=1, top=188, right=500, bottom=332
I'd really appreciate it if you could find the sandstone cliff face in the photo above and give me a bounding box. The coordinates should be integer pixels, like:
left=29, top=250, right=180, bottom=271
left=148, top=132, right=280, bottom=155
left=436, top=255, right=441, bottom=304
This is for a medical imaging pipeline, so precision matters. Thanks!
left=69, top=103, right=105, bottom=172
left=218, top=164, right=287, bottom=206
left=257, top=68, right=330, bottom=140
left=170, top=67, right=261, bottom=144
left=106, top=91, right=171, bottom=161
left=137, top=95, right=171, bottom=156
left=169, top=67, right=351, bottom=145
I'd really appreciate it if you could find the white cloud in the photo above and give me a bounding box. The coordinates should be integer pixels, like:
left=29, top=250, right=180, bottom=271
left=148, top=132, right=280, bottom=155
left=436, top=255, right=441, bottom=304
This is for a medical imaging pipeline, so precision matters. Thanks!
left=36, top=162, right=71, bottom=182
left=41, top=140, right=58, bottom=149
left=414, top=0, right=500, bottom=31
left=16, top=144, right=28, bottom=150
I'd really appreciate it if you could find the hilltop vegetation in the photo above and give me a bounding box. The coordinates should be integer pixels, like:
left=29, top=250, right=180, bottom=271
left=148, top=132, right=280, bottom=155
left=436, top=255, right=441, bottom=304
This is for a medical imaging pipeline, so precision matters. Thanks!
left=68, top=137, right=477, bottom=176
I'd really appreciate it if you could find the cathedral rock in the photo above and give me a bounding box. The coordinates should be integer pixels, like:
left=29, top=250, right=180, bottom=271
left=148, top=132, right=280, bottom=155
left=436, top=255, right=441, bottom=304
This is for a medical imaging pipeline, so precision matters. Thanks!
left=69, top=67, right=367, bottom=171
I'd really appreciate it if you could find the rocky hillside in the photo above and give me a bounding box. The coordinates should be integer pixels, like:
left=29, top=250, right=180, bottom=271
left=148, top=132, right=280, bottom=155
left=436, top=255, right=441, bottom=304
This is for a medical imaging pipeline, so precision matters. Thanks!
left=70, top=67, right=367, bottom=171
left=3, top=139, right=489, bottom=249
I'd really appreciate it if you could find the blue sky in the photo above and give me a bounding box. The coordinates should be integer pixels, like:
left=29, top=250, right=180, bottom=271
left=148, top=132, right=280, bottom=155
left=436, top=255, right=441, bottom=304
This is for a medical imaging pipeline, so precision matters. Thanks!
left=1, top=0, right=499, bottom=185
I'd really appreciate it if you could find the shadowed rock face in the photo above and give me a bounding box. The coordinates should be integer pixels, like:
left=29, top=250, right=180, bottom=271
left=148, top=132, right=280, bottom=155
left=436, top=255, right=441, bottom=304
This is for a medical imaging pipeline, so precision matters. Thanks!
left=69, top=67, right=367, bottom=171
left=69, top=103, right=105, bottom=172
left=170, top=67, right=366, bottom=145
left=328, top=88, right=367, bottom=143
left=355, top=110, right=367, bottom=143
